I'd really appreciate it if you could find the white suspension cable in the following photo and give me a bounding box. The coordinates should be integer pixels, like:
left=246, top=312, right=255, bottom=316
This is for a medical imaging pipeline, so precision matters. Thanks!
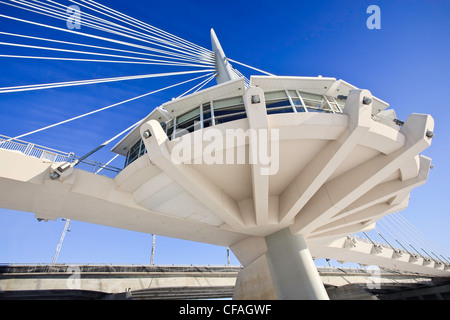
left=2, top=0, right=213, bottom=62
left=9, top=0, right=211, bottom=64
left=377, top=218, right=419, bottom=254
left=0, top=13, right=211, bottom=65
left=176, top=73, right=216, bottom=99
left=388, top=213, right=427, bottom=256
left=228, top=58, right=275, bottom=76
left=376, top=219, right=408, bottom=251
left=368, top=224, right=389, bottom=246
left=78, top=0, right=212, bottom=56
left=193, top=73, right=217, bottom=93
left=361, top=229, right=381, bottom=246
left=233, top=67, right=250, bottom=83
left=95, top=154, right=119, bottom=174
left=390, top=213, right=429, bottom=252
left=60, top=0, right=211, bottom=60
left=0, top=54, right=212, bottom=67
left=11, top=0, right=205, bottom=64
left=232, top=68, right=250, bottom=87
left=0, top=31, right=209, bottom=64
left=376, top=219, right=411, bottom=255
left=8, top=72, right=214, bottom=142
left=0, top=69, right=213, bottom=93
left=391, top=212, right=447, bottom=263
left=9, top=0, right=211, bottom=59
left=54, top=0, right=212, bottom=62
left=394, top=213, right=449, bottom=262
left=366, top=228, right=385, bottom=245
left=74, top=119, right=140, bottom=163
left=0, top=40, right=211, bottom=66
left=385, top=214, right=426, bottom=258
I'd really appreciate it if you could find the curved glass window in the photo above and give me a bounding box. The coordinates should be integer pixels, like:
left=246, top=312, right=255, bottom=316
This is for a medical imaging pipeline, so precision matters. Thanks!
left=287, top=90, right=305, bottom=113
left=162, top=90, right=345, bottom=142
left=265, top=91, right=294, bottom=114
left=174, top=107, right=201, bottom=138
left=123, top=90, right=344, bottom=168
left=164, top=96, right=247, bottom=140
left=202, top=102, right=213, bottom=128
left=298, top=92, right=327, bottom=112
left=263, top=90, right=343, bottom=114
left=297, top=92, right=342, bottom=113
left=213, top=96, right=246, bottom=125
left=125, top=138, right=147, bottom=167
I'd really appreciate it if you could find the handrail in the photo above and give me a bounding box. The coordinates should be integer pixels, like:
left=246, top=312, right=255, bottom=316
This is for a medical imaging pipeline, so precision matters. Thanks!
left=0, top=135, right=122, bottom=175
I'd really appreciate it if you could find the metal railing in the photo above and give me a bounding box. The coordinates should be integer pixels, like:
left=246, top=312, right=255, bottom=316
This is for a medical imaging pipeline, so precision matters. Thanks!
left=0, top=134, right=73, bottom=162
left=0, top=135, right=122, bottom=176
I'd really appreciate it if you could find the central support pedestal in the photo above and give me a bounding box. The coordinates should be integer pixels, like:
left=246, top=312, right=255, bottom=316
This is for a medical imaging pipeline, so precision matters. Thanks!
left=265, top=228, right=329, bottom=300
left=231, top=229, right=329, bottom=300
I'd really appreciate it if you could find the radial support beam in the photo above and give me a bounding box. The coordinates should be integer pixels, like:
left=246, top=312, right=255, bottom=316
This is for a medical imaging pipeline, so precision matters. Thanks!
left=328, top=155, right=431, bottom=225
left=140, top=120, right=245, bottom=230
left=243, top=86, right=270, bottom=226
left=265, top=228, right=329, bottom=299
left=308, top=222, right=377, bottom=241
left=210, top=28, right=239, bottom=84
left=279, top=89, right=373, bottom=223
left=309, top=196, right=410, bottom=238
left=291, top=112, right=434, bottom=236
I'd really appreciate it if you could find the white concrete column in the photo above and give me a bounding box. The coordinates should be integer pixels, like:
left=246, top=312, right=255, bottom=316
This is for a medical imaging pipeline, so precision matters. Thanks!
left=265, top=228, right=329, bottom=300
left=231, top=236, right=278, bottom=300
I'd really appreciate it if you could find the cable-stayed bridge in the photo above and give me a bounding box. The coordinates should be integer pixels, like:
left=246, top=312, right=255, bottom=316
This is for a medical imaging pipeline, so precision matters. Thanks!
left=0, top=1, right=448, bottom=300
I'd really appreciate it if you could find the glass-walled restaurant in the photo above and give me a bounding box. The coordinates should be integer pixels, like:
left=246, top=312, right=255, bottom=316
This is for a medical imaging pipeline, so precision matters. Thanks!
left=124, top=90, right=345, bottom=167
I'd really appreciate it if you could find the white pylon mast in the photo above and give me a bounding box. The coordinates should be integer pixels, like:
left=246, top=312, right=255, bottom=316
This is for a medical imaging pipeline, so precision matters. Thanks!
left=210, top=28, right=239, bottom=84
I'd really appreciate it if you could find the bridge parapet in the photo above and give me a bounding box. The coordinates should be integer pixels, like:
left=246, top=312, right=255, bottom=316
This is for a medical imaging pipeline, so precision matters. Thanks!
left=0, top=135, right=121, bottom=176
left=1, top=264, right=447, bottom=300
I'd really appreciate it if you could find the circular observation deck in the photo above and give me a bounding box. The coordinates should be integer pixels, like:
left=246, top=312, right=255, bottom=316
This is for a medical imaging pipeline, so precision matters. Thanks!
left=112, top=75, right=434, bottom=241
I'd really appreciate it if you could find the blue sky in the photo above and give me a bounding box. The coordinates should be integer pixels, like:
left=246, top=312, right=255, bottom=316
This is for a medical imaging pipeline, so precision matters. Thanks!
left=0, top=0, right=449, bottom=266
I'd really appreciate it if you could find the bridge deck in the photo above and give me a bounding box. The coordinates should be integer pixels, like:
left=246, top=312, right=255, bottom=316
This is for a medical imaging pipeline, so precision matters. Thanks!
left=1, top=264, right=448, bottom=300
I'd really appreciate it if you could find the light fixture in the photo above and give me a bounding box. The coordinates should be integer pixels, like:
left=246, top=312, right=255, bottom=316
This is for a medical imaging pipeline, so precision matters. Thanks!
left=143, top=130, right=152, bottom=139
left=363, top=97, right=372, bottom=105
left=50, top=171, right=60, bottom=180
left=251, top=95, right=260, bottom=104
